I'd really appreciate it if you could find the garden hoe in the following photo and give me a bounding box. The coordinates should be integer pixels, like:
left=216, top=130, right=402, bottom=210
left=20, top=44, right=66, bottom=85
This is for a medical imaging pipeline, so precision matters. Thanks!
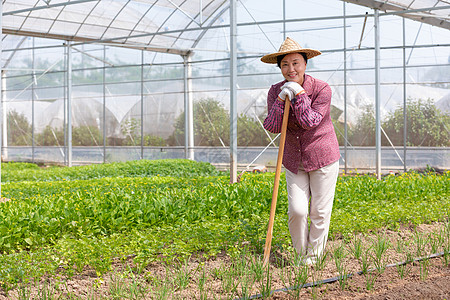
left=263, top=96, right=291, bottom=267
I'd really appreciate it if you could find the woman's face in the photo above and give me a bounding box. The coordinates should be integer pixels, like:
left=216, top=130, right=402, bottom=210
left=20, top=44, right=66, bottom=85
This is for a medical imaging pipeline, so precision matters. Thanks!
left=280, top=53, right=307, bottom=85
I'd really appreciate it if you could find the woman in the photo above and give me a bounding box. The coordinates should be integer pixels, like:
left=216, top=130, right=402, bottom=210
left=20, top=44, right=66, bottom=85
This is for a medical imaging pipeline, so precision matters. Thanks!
left=261, top=37, right=340, bottom=264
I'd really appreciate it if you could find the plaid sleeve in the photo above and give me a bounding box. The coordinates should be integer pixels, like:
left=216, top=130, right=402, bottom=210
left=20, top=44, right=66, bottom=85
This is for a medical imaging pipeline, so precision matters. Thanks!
left=263, top=86, right=285, bottom=133
left=292, top=84, right=331, bottom=129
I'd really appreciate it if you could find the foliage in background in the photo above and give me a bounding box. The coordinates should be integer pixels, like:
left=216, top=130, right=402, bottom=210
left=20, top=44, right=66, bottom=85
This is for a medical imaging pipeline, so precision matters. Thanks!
left=36, top=125, right=65, bottom=146
left=382, top=98, right=450, bottom=147
left=7, top=97, right=448, bottom=148
left=238, top=113, right=278, bottom=147
left=331, top=105, right=346, bottom=146
left=168, top=98, right=276, bottom=147
left=6, top=112, right=166, bottom=147
left=348, top=98, right=450, bottom=147
left=72, top=125, right=103, bottom=146
left=349, top=105, right=375, bottom=146
left=35, top=125, right=103, bottom=147
left=6, top=110, right=31, bottom=146
left=169, top=98, right=230, bottom=146
left=120, top=118, right=166, bottom=146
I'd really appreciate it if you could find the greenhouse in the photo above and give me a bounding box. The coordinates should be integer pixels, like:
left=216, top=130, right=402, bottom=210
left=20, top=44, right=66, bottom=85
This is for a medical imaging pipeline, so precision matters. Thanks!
left=0, top=1, right=450, bottom=298
left=1, top=0, right=449, bottom=181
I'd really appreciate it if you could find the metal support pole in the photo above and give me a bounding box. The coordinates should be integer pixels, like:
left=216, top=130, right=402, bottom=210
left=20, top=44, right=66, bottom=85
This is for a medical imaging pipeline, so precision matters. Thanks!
left=374, top=9, right=381, bottom=179
left=283, top=0, right=286, bottom=40
left=183, top=53, right=194, bottom=161
left=402, top=18, right=407, bottom=173
left=103, top=45, right=106, bottom=163
left=229, top=0, right=238, bottom=183
left=31, top=38, right=35, bottom=163
left=183, top=56, right=188, bottom=159
left=66, top=41, right=73, bottom=167
left=343, top=2, right=348, bottom=173
left=199, top=0, right=203, bottom=25
left=140, top=50, right=144, bottom=160
left=0, top=0, right=3, bottom=197
left=187, top=55, right=194, bottom=161
left=63, top=45, right=67, bottom=165
left=2, top=72, right=7, bottom=162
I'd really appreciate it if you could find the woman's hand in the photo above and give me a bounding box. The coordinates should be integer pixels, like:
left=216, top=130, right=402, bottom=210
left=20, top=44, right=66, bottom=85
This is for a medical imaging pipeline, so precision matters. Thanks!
left=282, top=82, right=305, bottom=97
left=278, top=88, right=294, bottom=102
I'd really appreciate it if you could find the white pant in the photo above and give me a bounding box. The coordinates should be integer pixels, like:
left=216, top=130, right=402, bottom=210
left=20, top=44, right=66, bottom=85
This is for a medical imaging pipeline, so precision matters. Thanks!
left=285, top=160, right=339, bottom=261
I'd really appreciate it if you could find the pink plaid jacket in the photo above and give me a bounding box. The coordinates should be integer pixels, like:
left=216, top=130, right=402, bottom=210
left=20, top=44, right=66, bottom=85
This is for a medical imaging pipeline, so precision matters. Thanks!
left=263, top=74, right=340, bottom=173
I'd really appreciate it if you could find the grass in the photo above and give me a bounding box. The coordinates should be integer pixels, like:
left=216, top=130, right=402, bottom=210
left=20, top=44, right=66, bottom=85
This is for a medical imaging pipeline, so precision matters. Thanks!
left=0, top=160, right=449, bottom=298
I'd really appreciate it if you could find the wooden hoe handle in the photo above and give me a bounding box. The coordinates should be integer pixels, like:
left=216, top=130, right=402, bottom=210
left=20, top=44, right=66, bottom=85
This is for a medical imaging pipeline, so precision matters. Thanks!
left=263, top=96, right=291, bottom=267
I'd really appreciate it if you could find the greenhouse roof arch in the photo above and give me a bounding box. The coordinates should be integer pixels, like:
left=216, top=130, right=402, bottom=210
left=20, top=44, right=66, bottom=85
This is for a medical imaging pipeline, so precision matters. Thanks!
left=2, top=0, right=230, bottom=55
left=2, top=0, right=449, bottom=55
left=343, top=0, right=450, bottom=30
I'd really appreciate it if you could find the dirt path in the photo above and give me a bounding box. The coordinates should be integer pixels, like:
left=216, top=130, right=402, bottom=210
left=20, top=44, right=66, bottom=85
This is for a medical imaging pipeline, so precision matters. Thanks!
left=1, top=223, right=449, bottom=299
left=269, top=258, right=450, bottom=299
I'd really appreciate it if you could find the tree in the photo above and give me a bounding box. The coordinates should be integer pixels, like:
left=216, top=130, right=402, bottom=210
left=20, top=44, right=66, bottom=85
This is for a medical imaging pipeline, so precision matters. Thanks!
left=168, top=98, right=276, bottom=147
left=238, top=113, right=276, bottom=146
left=121, top=118, right=140, bottom=146
left=194, top=98, right=230, bottom=146
left=349, top=104, right=375, bottom=146
left=7, top=110, right=32, bottom=146
left=35, top=125, right=101, bottom=146
left=72, top=126, right=103, bottom=146
left=382, top=98, right=450, bottom=147
left=349, top=98, right=450, bottom=147
left=143, top=135, right=166, bottom=146
left=168, top=98, right=229, bottom=146
left=36, top=126, right=64, bottom=146
left=121, top=118, right=166, bottom=146
left=330, top=105, right=348, bottom=146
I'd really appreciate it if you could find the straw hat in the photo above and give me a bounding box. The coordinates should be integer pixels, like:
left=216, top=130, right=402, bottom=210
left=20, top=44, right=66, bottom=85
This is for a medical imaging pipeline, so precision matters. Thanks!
left=260, top=37, right=321, bottom=64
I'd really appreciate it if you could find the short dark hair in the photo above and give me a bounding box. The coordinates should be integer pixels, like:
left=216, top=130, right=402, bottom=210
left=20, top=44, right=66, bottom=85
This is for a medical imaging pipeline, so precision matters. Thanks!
left=277, top=52, right=308, bottom=68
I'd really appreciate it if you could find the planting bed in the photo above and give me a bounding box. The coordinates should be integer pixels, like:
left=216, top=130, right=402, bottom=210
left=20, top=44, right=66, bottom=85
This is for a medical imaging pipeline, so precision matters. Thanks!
left=0, top=160, right=448, bottom=299
left=1, top=223, right=449, bottom=299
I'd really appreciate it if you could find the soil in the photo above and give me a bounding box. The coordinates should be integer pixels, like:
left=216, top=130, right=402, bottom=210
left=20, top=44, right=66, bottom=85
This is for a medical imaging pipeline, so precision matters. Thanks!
left=1, top=222, right=449, bottom=299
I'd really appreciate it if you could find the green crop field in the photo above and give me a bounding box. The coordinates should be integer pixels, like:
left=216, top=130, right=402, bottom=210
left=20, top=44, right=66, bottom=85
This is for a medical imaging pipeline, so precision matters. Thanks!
left=0, top=159, right=448, bottom=296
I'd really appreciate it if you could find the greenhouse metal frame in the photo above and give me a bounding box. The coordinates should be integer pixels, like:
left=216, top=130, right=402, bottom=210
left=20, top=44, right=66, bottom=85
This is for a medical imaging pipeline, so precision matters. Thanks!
left=0, top=0, right=449, bottom=183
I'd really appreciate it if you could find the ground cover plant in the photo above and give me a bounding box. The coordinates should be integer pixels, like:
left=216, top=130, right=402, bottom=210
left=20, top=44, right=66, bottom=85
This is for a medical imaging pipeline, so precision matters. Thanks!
left=1, top=159, right=221, bottom=182
left=0, top=160, right=448, bottom=299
